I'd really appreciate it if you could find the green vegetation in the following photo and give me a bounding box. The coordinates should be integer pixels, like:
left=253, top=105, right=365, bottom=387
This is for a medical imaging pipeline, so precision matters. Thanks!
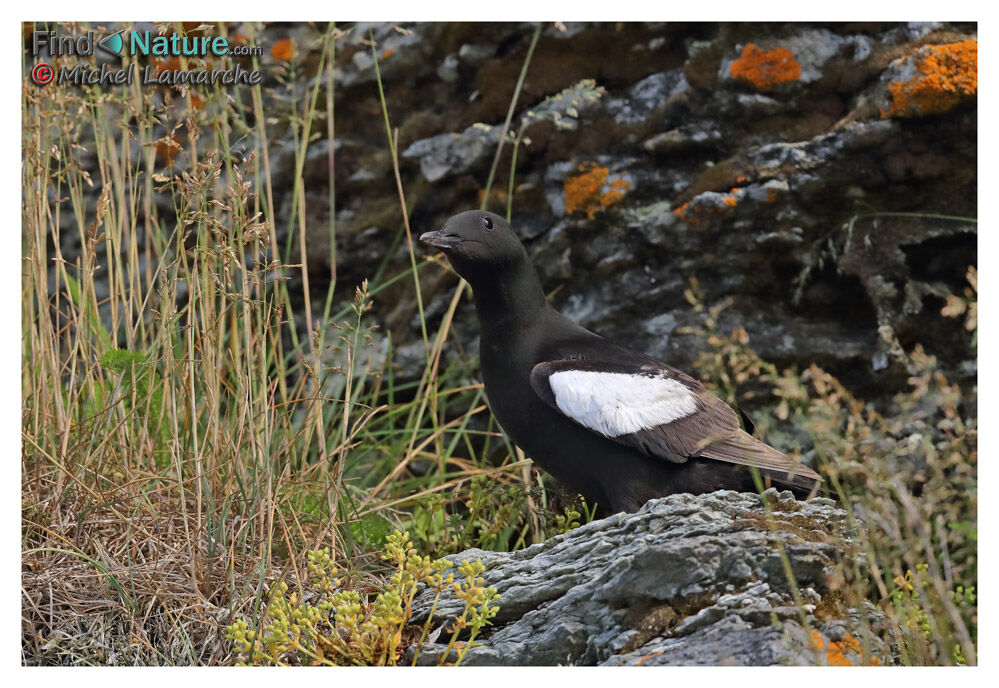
left=681, top=279, right=977, bottom=665
left=226, top=531, right=499, bottom=665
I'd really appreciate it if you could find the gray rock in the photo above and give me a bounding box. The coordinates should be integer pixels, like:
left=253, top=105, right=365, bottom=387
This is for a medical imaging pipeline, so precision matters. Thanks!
left=437, top=53, right=459, bottom=83
left=606, top=70, right=690, bottom=126
left=720, top=29, right=869, bottom=86
left=402, top=125, right=501, bottom=182
left=643, top=122, right=723, bottom=153
left=332, top=22, right=427, bottom=87
left=457, top=43, right=495, bottom=65
left=408, top=490, right=892, bottom=666
left=405, top=80, right=605, bottom=183
left=885, top=22, right=943, bottom=43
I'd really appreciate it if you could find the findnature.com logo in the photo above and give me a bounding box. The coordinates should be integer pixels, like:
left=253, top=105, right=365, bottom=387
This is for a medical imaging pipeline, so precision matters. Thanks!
left=28, top=24, right=264, bottom=87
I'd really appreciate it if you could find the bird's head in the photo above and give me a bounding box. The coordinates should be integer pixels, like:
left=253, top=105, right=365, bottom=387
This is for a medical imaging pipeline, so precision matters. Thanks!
left=420, top=210, right=529, bottom=283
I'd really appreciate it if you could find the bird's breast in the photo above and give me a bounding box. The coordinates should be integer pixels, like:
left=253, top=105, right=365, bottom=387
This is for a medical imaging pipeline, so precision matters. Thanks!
left=479, top=336, right=547, bottom=430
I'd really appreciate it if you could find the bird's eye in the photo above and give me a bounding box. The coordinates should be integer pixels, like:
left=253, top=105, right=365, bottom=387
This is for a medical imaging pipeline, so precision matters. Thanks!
left=482, top=216, right=494, bottom=231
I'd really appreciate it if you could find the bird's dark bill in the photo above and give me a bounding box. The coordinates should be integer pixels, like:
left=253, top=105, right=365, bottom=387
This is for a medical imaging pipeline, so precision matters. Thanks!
left=419, top=230, right=463, bottom=250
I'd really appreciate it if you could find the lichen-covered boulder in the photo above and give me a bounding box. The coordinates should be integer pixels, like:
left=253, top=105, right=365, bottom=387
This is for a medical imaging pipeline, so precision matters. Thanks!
left=408, top=489, right=893, bottom=666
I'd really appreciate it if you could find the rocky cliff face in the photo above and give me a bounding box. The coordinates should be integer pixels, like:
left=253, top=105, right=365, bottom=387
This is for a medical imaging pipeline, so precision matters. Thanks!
left=273, top=21, right=976, bottom=406
left=50, top=22, right=977, bottom=404
left=406, top=489, right=892, bottom=666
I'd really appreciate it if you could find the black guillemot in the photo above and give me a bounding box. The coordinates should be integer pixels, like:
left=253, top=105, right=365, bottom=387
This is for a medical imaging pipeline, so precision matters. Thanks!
left=420, top=210, right=821, bottom=513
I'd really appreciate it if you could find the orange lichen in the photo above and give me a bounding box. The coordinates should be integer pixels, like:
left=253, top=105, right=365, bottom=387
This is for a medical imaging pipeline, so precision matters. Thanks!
left=270, top=39, right=294, bottom=61
left=151, top=57, right=182, bottom=75
left=153, top=136, right=182, bottom=166
left=677, top=188, right=745, bottom=225
left=381, top=47, right=394, bottom=60
left=564, top=163, right=631, bottom=219
left=809, top=629, right=882, bottom=667
left=636, top=651, right=664, bottom=665
left=729, top=44, right=801, bottom=90
left=883, top=39, right=977, bottom=118
left=673, top=200, right=714, bottom=228
left=724, top=186, right=747, bottom=207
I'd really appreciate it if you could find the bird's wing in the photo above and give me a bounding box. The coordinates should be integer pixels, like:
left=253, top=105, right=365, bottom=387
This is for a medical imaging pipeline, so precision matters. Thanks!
left=529, top=356, right=820, bottom=489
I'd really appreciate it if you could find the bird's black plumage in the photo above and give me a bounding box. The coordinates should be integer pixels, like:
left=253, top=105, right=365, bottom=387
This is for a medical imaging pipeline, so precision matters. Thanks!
left=421, top=210, right=821, bottom=513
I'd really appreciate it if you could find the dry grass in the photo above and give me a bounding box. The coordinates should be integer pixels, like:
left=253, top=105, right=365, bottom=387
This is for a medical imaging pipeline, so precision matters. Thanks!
left=22, top=489, right=260, bottom=664
left=681, top=282, right=977, bottom=665
left=20, top=21, right=558, bottom=665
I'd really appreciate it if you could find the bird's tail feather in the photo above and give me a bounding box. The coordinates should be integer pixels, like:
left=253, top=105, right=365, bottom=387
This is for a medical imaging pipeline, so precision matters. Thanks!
left=697, top=431, right=822, bottom=493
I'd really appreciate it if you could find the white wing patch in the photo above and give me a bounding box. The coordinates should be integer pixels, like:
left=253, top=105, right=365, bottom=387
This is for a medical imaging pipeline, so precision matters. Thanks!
left=547, top=370, right=697, bottom=438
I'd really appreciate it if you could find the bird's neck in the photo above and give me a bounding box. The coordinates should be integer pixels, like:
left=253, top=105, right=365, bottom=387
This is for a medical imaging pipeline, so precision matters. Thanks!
left=470, top=260, right=550, bottom=331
